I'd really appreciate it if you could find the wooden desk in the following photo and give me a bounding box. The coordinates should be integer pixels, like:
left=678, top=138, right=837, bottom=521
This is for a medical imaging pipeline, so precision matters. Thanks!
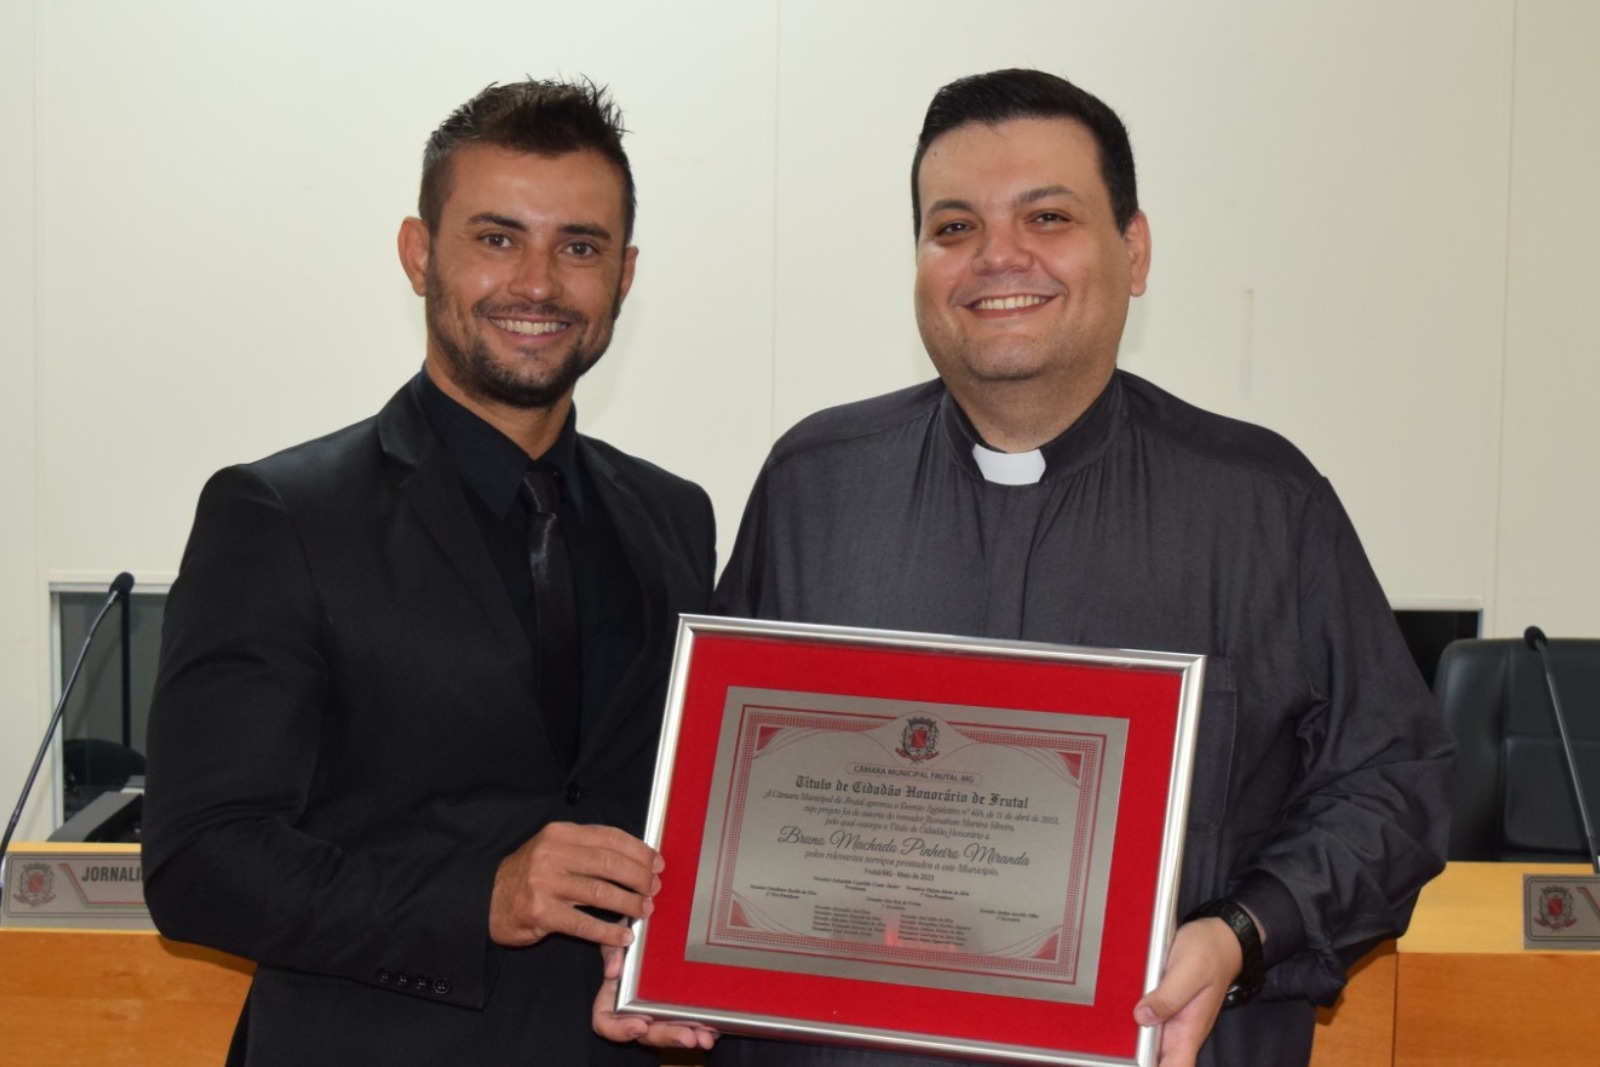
left=0, top=927, right=252, bottom=1065
left=0, top=927, right=719, bottom=1067
left=1392, top=862, right=1595, bottom=1067
left=1311, top=939, right=1398, bottom=1067
left=5, top=863, right=1591, bottom=1065
left=1311, top=861, right=1596, bottom=1067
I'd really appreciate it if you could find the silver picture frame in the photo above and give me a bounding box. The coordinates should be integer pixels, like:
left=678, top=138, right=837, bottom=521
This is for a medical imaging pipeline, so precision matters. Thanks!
left=617, top=615, right=1204, bottom=1067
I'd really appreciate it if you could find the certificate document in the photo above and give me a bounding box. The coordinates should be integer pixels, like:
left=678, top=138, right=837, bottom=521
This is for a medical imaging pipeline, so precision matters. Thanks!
left=619, top=617, right=1202, bottom=1067
left=687, top=687, right=1126, bottom=1005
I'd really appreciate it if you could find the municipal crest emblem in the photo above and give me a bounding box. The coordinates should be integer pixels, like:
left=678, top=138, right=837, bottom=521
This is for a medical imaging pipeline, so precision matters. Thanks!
left=1534, top=885, right=1578, bottom=931
left=12, top=862, right=56, bottom=907
left=896, top=717, right=940, bottom=763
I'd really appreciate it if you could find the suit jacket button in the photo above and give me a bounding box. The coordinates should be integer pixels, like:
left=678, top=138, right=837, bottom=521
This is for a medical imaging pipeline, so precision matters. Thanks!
left=433, top=978, right=451, bottom=995
left=565, top=783, right=582, bottom=805
left=396, top=972, right=411, bottom=989
left=377, top=970, right=392, bottom=984
left=414, top=973, right=431, bottom=992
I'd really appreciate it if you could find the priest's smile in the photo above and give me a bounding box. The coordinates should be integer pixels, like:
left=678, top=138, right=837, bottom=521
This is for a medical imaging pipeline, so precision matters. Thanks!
left=965, top=293, right=1057, bottom=315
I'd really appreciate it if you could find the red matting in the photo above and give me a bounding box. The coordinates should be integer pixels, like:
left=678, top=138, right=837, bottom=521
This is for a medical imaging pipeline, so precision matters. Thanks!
left=635, top=631, right=1184, bottom=1061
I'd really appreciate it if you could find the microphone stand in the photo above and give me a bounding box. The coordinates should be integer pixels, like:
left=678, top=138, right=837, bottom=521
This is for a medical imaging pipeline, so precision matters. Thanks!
left=121, top=588, right=133, bottom=750
left=0, top=573, right=136, bottom=867
left=1525, top=626, right=1600, bottom=874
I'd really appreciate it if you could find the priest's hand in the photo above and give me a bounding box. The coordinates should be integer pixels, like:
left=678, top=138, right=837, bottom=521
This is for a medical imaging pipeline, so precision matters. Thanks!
left=1131, top=917, right=1243, bottom=1067
left=489, top=822, right=660, bottom=948
left=592, top=945, right=718, bottom=1050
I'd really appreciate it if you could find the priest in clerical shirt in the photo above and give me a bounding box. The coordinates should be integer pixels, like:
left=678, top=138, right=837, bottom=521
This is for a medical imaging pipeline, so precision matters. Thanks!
left=698, top=69, right=1452, bottom=1067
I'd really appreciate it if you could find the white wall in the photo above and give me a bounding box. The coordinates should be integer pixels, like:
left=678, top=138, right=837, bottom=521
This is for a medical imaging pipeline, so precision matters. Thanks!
left=767, top=0, right=1517, bottom=609
left=2, top=0, right=1595, bottom=839
left=2, top=0, right=45, bottom=838
left=1497, top=0, right=1600, bottom=637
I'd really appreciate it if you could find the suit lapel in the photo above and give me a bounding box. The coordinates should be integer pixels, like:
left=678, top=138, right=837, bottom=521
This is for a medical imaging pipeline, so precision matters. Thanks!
left=577, top=439, right=671, bottom=757
left=377, top=384, right=538, bottom=702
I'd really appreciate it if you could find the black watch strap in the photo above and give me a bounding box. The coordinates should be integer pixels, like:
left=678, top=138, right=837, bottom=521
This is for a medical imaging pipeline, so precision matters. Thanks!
left=1184, top=898, right=1264, bottom=1008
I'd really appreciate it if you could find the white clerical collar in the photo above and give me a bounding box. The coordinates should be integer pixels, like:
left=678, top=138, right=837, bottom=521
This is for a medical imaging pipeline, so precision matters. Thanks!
left=971, top=442, right=1046, bottom=485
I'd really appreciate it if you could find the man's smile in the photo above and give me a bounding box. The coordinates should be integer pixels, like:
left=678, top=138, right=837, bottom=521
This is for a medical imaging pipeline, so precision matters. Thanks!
left=488, top=317, right=571, bottom=337
left=965, top=293, right=1055, bottom=312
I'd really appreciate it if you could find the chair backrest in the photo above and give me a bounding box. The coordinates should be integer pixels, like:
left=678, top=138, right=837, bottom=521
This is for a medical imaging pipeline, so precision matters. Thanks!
left=61, top=738, right=146, bottom=821
left=1434, top=637, right=1600, bottom=861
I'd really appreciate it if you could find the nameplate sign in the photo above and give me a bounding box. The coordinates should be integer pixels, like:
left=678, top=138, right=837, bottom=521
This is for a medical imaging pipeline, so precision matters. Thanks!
left=1523, top=873, right=1600, bottom=950
left=1, top=843, right=153, bottom=930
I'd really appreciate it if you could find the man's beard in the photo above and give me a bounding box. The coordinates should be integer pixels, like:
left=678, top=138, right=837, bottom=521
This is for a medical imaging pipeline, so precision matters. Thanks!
left=425, top=270, right=621, bottom=410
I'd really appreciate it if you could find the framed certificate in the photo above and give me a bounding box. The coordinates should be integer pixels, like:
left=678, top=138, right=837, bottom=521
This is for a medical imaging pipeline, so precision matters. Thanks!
left=617, top=616, right=1204, bottom=1066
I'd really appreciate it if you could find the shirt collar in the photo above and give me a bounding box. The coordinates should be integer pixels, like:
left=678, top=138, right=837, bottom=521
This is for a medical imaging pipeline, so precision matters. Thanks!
left=413, top=370, right=586, bottom=519
left=939, top=372, right=1123, bottom=485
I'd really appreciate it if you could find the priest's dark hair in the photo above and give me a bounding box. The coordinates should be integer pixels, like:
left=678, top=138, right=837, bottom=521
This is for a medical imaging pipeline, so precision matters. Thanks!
left=910, top=68, right=1138, bottom=237
left=418, top=77, right=635, bottom=241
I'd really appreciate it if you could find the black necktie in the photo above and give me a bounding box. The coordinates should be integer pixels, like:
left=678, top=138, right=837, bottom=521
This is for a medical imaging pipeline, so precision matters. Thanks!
left=520, top=468, right=582, bottom=765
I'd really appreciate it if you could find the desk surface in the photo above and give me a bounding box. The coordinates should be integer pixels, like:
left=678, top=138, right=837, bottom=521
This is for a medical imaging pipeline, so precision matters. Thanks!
left=3, top=861, right=1592, bottom=1067
left=1392, top=863, right=1598, bottom=1067
left=0, top=926, right=252, bottom=1065
left=1399, top=861, right=1591, bottom=954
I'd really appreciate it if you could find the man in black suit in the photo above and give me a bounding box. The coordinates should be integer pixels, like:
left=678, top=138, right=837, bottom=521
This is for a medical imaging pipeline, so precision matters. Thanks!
left=141, top=79, right=716, bottom=1066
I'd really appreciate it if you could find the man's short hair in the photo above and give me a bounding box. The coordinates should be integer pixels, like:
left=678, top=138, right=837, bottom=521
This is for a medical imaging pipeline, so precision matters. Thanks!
left=910, top=68, right=1139, bottom=236
left=419, top=77, right=635, bottom=241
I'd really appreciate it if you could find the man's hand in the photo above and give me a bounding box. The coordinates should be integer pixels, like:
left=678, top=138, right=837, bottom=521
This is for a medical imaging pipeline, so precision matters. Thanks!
left=1132, top=917, right=1244, bottom=1067
left=592, top=945, right=718, bottom=1050
left=489, top=822, right=661, bottom=948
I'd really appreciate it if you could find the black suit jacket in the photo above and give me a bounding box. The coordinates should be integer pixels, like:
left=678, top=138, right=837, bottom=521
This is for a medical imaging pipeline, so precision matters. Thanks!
left=142, top=382, right=715, bottom=1066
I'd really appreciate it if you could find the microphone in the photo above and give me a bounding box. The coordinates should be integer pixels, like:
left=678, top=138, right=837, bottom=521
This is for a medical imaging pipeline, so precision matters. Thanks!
left=0, top=572, right=136, bottom=866
left=1524, top=625, right=1600, bottom=874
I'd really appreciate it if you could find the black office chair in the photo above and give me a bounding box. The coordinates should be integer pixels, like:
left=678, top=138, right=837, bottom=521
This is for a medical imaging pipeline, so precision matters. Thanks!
left=1434, top=637, right=1600, bottom=861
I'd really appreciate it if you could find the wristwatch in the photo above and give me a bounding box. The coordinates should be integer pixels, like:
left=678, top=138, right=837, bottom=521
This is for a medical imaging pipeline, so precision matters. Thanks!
left=1184, top=898, right=1264, bottom=1008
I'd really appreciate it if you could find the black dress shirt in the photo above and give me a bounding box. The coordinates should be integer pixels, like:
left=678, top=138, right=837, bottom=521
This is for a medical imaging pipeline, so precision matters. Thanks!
left=711, top=370, right=1453, bottom=1067
left=414, top=371, right=643, bottom=761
